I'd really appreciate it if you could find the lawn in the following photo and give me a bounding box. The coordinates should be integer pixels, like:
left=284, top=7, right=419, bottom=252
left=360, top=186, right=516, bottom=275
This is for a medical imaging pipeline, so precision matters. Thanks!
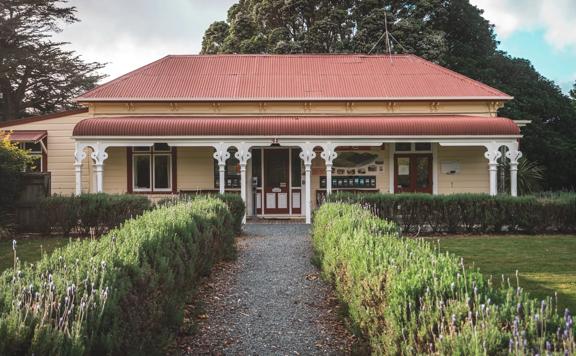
left=0, top=237, right=70, bottom=273
left=430, top=235, right=576, bottom=312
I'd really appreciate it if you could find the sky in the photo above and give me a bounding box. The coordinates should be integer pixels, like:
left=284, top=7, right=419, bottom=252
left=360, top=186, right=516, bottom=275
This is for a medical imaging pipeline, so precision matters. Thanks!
left=54, top=0, right=576, bottom=94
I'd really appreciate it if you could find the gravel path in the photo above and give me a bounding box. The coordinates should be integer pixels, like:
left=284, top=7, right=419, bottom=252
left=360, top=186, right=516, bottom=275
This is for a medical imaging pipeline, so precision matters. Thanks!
left=175, top=223, right=355, bottom=355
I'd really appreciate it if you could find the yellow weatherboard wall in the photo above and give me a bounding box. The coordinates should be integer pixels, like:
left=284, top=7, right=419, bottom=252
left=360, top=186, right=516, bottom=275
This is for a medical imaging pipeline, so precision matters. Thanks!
left=1, top=99, right=504, bottom=197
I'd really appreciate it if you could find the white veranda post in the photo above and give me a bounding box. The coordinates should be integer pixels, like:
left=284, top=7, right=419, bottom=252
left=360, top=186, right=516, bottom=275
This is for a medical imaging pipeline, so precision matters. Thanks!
left=320, top=143, right=338, bottom=195
left=212, top=142, right=230, bottom=195
left=484, top=143, right=502, bottom=196
left=235, top=143, right=252, bottom=224
left=90, top=143, right=108, bottom=193
left=74, top=143, right=87, bottom=196
left=299, top=143, right=316, bottom=224
left=506, top=142, right=522, bottom=197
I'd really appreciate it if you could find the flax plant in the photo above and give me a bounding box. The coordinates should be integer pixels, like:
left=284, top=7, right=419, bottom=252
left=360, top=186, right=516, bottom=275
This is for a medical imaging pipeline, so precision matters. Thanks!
left=313, top=203, right=575, bottom=355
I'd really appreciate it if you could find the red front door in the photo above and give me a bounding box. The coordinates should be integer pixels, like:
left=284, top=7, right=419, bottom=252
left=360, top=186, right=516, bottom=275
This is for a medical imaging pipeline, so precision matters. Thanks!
left=394, top=154, right=433, bottom=193
left=264, top=149, right=290, bottom=214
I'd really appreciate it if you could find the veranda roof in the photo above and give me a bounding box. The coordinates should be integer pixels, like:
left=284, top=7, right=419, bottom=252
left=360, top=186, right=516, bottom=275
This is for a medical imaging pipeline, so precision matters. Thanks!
left=72, top=116, right=520, bottom=137
left=4, top=130, right=47, bottom=142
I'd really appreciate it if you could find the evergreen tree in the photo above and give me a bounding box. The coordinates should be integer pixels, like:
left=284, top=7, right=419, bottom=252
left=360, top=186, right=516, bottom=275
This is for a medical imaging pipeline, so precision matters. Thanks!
left=201, top=0, right=576, bottom=191
left=0, top=0, right=105, bottom=121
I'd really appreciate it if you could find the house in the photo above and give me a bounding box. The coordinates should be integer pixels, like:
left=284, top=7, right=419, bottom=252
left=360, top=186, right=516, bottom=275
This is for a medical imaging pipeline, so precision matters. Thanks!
left=0, top=54, right=524, bottom=223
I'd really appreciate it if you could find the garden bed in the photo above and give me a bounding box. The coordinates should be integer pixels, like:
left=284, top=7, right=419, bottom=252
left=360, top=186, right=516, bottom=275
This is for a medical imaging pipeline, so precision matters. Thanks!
left=0, top=197, right=236, bottom=355
left=312, top=202, right=575, bottom=354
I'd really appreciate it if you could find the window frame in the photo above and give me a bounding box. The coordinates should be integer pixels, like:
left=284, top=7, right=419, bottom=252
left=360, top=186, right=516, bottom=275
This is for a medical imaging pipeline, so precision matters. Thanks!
left=129, top=145, right=176, bottom=193
left=394, top=142, right=432, bottom=153
left=19, top=141, right=45, bottom=173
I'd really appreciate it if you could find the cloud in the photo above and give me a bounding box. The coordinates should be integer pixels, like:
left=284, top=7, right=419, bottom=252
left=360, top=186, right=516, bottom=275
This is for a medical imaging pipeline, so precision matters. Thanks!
left=53, top=0, right=237, bottom=79
left=470, top=0, right=576, bottom=51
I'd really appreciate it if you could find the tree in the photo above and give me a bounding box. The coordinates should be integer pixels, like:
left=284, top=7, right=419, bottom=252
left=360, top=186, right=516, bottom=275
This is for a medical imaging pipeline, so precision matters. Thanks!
left=0, top=0, right=105, bottom=121
left=0, top=131, right=32, bottom=237
left=201, top=0, right=576, bottom=191
left=571, top=80, right=576, bottom=110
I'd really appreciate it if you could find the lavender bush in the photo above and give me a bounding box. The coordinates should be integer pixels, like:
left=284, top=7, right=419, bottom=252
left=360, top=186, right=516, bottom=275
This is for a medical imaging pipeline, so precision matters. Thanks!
left=0, top=197, right=235, bottom=355
left=313, top=203, right=575, bottom=354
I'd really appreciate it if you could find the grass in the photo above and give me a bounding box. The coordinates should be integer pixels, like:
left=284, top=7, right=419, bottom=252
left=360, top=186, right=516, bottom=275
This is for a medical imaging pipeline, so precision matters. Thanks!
left=0, top=237, right=70, bottom=273
left=429, top=235, right=576, bottom=312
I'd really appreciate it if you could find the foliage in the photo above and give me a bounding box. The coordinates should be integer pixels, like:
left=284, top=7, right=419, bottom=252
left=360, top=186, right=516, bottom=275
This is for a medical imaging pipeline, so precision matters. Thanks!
left=312, top=203, right=575, bottom=354
left=500, top=157, right=546, bottom=195
left=38, top=193, right=151, bottom=236
left=157, top=193, right=245, bottom=234
left=325, top=192, right=576, bottom=234
left=0, top=197, right=235, bottom=355
left=0, top=0, right=105, bottom=121
left=202, top=0, right=576, bottom=191
left=0, top=132, right=32, bottom=237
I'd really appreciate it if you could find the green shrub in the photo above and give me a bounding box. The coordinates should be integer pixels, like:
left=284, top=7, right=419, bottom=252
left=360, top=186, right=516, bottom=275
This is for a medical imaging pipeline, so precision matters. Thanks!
left=325, top=192, right=576, bottom=234
left=0, top=197, right=235, bottom=355
left=313, top=203, right=575, bottom=354
left=158, top=193, right=245, bottom=234
left=38, top=193, right=151, bottom=236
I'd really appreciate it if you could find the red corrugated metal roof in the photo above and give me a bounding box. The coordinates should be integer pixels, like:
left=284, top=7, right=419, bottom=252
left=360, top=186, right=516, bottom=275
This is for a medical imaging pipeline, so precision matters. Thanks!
left=76, top=55, right=512, bottom=101
left=4, top=130, right=47, bottom=142
left=72, top=116, right=520, bottom=137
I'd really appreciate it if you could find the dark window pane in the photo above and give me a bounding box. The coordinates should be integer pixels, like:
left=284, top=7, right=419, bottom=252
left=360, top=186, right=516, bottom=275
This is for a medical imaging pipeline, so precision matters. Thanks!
left=154, top=155, right=170, bottom=189
left=415, top=157, right=430, bottom=188
left=134, top=155, right=151, bottom=189
left=395, top=143, right=412, bottom=152
left=397, top=157, right=411, bottom=188
left=133, top=146, right=150, bottom=152
left=291, top=148, right=301, bottom=187
left=252, top=149, right=262, bottom=187
left=415, top=143, right=432, bottom=151
left=154, top=143, right=171, bottom=152
left=24, top=142, right=42, bottom=153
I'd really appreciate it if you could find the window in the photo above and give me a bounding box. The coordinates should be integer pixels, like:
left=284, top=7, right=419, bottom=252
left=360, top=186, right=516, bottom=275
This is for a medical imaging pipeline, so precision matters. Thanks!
left=19, top=142, right=43, bottom=172
left=132, top=144, right=173, bottom=192
left=395, top=143, right=432, bottom=152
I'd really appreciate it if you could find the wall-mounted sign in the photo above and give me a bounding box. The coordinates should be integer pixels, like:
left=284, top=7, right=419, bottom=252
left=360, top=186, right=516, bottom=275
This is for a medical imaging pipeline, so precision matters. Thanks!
left=441, top=161, right=461, bottom=175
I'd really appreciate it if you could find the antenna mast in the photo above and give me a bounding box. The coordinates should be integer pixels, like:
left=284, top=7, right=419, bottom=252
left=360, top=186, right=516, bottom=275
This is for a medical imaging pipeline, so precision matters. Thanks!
left=368, top=12, right=394, bottom=62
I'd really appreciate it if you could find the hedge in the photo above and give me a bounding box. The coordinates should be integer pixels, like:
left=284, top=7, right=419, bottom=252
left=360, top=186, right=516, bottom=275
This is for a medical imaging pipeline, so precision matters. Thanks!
left=0, top=197, right=235, bottom=355
left=325, top=192, right=576, bottom=234
left=39, top=193, right=152, bottom=236
left=158, top=193, right=245, bottom=234
left=313, top=203, right=575, bottom=354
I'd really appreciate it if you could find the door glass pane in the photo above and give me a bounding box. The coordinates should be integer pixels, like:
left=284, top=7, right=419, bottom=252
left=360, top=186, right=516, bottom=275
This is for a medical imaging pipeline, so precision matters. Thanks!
left=265, top=149, right=289, bottom=188
left=395, top=143, right=412, bottom=152
left=415, top=143, right=432, bottom=151
left=154, top=155, right=171, bottom=189
left=397, top=157, right=411, bottom=189
left=415, top=157, right=430, bottom=188
left=252, top=149, right=262, bottom=187
left=291, top=148, right=301, bottom=187
left=134, top=155, right=151, bottom=189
